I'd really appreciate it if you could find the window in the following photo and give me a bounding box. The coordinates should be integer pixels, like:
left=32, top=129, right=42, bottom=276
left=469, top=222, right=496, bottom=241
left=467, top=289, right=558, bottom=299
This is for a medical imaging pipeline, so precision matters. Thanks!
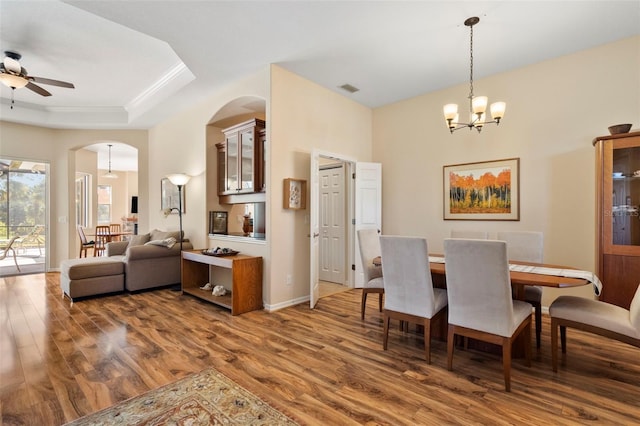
left=97, top=184, right=112, bottom=224
left=75, top=174, right=90, bottom=227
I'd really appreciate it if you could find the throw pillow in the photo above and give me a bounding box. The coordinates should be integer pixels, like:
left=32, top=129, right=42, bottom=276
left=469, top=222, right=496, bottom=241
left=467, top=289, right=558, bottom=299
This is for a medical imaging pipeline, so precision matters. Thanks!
left=150, top=229, right=182, bottom=242
left=128, top=233, right=151, bottom=247
left=144, top=237, right=177, bottom=249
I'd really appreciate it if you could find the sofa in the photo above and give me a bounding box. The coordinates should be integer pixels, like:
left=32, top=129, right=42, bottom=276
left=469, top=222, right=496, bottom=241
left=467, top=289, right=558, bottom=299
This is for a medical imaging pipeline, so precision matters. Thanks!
left=106, top=229, right=193, bottom=292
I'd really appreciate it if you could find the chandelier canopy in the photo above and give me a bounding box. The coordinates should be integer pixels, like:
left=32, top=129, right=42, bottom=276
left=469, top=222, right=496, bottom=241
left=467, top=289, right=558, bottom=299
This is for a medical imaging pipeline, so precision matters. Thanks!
left=443, top=17, right=505, bottom=133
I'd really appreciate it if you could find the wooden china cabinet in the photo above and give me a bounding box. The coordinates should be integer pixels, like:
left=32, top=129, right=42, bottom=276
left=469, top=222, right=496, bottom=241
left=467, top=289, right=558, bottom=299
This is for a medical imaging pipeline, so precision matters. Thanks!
left=216, top=118, right=266, bottom=203
left=594, top=130, right=640, bottom=309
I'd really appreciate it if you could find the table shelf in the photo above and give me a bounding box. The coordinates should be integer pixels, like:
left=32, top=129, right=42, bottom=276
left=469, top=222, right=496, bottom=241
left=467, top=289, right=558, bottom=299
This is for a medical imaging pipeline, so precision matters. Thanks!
left=181, top=250, right=262, bottom=315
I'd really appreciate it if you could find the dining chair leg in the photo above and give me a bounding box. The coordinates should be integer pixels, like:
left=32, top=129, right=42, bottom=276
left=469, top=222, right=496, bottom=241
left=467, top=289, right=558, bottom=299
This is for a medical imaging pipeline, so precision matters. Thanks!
left=534, top=302, right=542, bottom=348
left=447, top=325, right=455, bottom=371
left=382, top=312, right=390, bottom=350
left=502, top=339, right=512, bottom=392
left=560, top=325, right=567, bottom=353
left=423, top=318, right=432, bottom=364
left=378, top=293, right=383, bottom=312
left=551, top=318, right=559, bottom=372
left=524, top=322, right=532, bottom=368
left=361, top=291, right=368, bottom=320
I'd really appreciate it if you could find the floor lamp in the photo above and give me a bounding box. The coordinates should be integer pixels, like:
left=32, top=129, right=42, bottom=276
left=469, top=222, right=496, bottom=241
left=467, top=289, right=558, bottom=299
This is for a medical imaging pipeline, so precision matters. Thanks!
left=166, top=173, right=191, bottom=290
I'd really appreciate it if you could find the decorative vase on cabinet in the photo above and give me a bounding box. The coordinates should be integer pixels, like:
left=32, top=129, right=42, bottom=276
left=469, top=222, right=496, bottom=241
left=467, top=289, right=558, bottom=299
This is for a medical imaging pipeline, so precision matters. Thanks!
left=594, top=130, right=640, bottom=309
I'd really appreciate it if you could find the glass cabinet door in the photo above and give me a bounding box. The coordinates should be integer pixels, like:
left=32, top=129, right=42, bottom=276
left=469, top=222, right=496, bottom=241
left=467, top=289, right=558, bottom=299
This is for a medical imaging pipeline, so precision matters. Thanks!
left=605, top=138, right=640, bottom=250
left=239, top=128, right=254, bottom=192
left=225, top=132, right=238, bottom=192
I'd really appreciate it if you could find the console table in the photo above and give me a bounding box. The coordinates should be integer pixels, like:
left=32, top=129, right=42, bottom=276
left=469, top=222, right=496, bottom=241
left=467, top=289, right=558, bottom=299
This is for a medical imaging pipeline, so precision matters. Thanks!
left=181, top=250, right=263, bottom=315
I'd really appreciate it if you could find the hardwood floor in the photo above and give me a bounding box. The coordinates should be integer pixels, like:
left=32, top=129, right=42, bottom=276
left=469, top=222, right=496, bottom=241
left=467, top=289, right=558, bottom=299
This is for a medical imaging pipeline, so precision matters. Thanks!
left=1, top=273, right=639, bottom=425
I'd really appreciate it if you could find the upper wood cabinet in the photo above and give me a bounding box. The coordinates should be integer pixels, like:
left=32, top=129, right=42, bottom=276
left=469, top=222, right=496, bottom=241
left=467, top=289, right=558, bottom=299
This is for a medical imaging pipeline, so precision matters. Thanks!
left=594, top=130, right=640, bottom=309
left=216, top=119, right=265, bottom=203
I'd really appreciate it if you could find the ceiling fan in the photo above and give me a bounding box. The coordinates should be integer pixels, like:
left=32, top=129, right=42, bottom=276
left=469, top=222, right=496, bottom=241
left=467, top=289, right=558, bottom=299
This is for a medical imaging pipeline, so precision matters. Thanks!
left=0, top=50, right=74, bottom=107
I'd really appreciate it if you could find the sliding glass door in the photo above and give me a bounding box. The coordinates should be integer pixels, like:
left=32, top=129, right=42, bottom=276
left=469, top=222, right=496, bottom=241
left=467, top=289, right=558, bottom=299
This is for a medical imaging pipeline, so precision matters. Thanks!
left=0, top=158, right=48, bottom=276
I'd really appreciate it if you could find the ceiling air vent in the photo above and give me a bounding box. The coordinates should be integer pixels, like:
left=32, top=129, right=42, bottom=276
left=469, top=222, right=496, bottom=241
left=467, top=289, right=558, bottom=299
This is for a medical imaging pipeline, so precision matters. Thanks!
left=339, top=83, right=359, bottom=93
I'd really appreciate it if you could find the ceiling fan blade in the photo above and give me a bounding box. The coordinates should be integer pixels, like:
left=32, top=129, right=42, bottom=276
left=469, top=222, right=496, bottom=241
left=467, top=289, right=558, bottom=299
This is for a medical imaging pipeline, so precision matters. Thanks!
left=25, top=82, right=52, bottom=96
left=29, top=76, right=74, bottom=89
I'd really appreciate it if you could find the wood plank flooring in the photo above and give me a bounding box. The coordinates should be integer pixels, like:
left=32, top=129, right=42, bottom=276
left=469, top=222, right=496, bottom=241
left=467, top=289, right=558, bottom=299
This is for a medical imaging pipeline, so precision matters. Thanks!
left=1, top=273, right=639, bottom=425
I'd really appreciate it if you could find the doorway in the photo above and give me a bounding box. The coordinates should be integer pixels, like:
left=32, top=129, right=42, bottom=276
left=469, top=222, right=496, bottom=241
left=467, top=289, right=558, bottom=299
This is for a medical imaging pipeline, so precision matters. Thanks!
left=0, top=158, right=48, bottom=276
left=310, top=149, right=381, bottom=309
left=319, top=162, right=347, bottom=284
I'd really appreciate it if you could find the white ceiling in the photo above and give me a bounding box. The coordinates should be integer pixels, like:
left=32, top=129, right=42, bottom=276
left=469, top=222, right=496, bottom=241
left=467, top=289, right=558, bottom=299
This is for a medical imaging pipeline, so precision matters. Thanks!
left=0, top=1, right=639, bottom=131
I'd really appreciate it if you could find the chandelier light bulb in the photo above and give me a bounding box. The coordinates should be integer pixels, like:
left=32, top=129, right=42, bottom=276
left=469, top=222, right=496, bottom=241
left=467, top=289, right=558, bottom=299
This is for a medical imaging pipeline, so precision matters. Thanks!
left=490, top=102, right=506, bottom=122
left=471, top=96, right=488, bottom=115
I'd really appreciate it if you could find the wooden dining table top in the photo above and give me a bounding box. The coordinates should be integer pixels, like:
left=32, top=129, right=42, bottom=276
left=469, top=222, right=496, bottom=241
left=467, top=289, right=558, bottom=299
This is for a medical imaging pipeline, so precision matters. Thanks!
left=372, top=255, right=590, bottom=290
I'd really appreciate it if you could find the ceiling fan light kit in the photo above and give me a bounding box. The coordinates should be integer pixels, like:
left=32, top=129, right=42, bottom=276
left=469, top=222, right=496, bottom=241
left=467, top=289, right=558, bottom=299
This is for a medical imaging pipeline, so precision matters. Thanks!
left=443, top=17, right=506, bottom=134
left=0, top=50, right=75, bottom=109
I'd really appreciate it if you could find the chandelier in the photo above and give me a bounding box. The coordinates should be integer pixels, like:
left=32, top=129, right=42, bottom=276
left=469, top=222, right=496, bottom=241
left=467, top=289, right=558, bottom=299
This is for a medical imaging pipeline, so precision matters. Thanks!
left=103, top=144, right=118, bottom=179
left=443, top=17, right=505, bottom=133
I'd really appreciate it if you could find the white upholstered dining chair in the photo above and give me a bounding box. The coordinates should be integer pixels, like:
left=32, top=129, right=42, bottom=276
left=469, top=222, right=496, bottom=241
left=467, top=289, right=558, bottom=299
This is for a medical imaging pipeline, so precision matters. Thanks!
left=450, top=230, right=488, bottom=239
left=497, top=231, right=544, bottom=348
left=357, top=228, right=384, bottom=320
left=380, top=236, right=447, bottom=363
left=444, top=238, right=532, bottom=391
left=550, top=284, right=640, bottom=372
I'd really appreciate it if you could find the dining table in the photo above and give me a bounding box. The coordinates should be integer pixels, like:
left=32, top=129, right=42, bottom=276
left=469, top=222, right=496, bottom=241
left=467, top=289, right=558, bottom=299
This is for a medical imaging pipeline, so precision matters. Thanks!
left=372, top=254, right=598, bottom=296
left=88, top=231, right=133, bottom=243
left=372, top=254, right=601, bottom=356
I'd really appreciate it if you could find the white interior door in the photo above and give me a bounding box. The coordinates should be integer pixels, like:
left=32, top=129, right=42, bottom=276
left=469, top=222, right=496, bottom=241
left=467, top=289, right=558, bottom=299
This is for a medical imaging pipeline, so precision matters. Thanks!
left=309, top=150, right=320, bottom=308
left=319, top=164, right=345, bottom=283
left=354, top=162, right=382, bottom=287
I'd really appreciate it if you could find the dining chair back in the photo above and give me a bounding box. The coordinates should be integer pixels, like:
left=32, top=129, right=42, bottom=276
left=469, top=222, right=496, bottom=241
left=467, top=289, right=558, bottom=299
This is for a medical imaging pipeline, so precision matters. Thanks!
left=379, top=235, right=447, bottom=363
left=444, top=238, right=532, bottom=391
left=0, top=236, right=21, bottom=272
left=77, top=225, right=95, bottom=258
left=497, top=231, right=544, bottom=347
left=93, top=225, right=111, bottom=257
left=450, top=230, right=488, bottom=239
left=357, top=228, right=384, bottom=320
left=550, top=283, right=640, bottom=372
left=110, top=223, right=122, bottom=242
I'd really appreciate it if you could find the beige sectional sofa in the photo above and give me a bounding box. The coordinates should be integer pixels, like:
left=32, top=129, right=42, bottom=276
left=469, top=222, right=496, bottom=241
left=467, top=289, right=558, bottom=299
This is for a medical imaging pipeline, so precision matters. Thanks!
left=106, top=229, right=193, bottom=292
left=60, top=257, right=125, bottom=305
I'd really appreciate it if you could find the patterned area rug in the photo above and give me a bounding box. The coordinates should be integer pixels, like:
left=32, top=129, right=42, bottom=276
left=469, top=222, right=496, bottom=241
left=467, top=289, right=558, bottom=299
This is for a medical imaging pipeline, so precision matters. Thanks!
left=65, top=368, right=298, bottom=425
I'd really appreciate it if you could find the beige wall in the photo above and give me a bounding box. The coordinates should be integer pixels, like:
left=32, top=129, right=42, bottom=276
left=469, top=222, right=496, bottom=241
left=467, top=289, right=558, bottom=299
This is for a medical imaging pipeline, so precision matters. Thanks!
left=373, top=35, right=640, bottom=305
left=147, top=68, right=269, bottom=251
left=269, top=65, right=373, bottom=308
left=2, top=35, right=637, bottom=310
left=0, top=121, right=149, bottom=268
left=97, top=169, right=138, bottom=224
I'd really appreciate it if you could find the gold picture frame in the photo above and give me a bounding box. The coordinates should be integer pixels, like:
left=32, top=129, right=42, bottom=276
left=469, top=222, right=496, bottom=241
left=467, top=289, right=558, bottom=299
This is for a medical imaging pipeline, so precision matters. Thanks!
left=283, top=178, right=307, bottom=210
left=443, top=157, right=520, bottom=221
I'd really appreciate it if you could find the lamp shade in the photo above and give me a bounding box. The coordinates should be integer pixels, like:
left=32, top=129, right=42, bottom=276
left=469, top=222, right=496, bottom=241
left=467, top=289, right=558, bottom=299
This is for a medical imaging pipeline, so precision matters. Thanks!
left=167, top=173, right=191, bottom=186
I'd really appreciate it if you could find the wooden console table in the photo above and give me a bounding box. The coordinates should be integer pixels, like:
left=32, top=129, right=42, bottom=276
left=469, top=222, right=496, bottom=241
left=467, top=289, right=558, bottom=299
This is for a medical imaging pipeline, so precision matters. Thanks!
left=181, top=250, right=263, bottom=315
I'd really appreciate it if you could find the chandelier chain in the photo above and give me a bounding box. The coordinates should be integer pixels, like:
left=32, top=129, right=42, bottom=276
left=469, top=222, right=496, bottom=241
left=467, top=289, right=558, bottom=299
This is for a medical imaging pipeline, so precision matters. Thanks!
left=468, top=24, right=474, bottom=104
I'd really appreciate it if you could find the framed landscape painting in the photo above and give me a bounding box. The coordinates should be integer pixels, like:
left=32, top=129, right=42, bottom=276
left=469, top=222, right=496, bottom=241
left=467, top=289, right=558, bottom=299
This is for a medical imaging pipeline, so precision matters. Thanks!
left=443, top=157, right=520, bottom=221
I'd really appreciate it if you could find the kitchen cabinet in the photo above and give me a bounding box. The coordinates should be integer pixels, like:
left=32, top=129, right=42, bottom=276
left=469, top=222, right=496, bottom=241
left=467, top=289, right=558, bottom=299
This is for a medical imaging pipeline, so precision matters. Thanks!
left=594, top=130, right=640, bottom=309
left=217, top=118, right=265, bottom=203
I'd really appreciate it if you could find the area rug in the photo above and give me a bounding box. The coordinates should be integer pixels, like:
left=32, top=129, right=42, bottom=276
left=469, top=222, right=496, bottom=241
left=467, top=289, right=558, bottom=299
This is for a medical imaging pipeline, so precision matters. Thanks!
left=65, top=368, right=299, bottom=425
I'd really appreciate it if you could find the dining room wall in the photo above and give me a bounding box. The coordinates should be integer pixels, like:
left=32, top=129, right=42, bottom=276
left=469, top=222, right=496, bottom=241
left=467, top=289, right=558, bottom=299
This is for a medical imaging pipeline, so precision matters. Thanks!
left=372, top=35, right=640, bottom=306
